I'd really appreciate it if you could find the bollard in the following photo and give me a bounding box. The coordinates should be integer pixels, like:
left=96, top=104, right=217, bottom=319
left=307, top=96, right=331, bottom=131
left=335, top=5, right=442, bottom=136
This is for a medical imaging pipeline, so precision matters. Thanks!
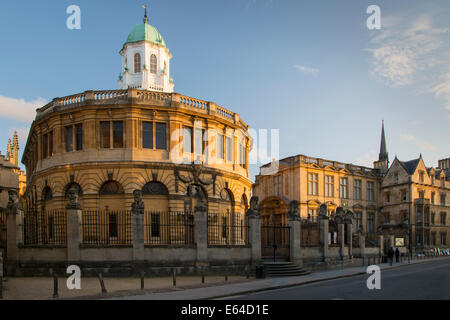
left=98, top=272, right=107, bottom=294
left=53, top=272, right=59, bottom=299
left=173, top=268, right=177, bottom=287
left=225, top=275, right=228, bottom=282
left=362, top=256, right=365, bottom=266
left=201, top=273, right=205, bottom=284
left=140, top=271, right=145, bottom=290
left=0, top=276, right=3, bottom=299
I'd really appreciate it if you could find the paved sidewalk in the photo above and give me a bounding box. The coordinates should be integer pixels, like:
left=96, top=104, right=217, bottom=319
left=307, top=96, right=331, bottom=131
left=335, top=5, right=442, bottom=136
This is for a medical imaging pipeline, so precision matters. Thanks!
left=107, top=256, right=450, bottom=300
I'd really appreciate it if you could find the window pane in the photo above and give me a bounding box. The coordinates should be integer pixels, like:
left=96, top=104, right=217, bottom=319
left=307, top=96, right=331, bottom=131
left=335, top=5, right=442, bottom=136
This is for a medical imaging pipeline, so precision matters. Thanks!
left=151, top=214, right=160, bottom=237
left=76, top=124, right=83, bottom=151
left=195, top=128, right=203, bottom=154
left=150, top=54, right=157, bottom=74
left=142, top=122, right=153, bottom=149
left=65, top=126, right=73, bottom=152
left=100, top=122, right=110, bottom=148
left=49, top=131, right=53, bottom=156
left=113, top=121, right=123, bottom=148
left=134, top=53, right=141, bottom=73
left=218, top=134, right=224, bottom=159
left=184, top=127, right=192, bottom=153
left=226, top=137, right=233, bottom=162
left=155, top=123, right=167, bottom=150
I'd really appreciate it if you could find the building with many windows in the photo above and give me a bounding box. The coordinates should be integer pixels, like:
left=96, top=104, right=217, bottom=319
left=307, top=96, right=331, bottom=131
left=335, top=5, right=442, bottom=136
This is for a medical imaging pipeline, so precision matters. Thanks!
left=21, top=13, right=252, bottom=221
left=253, top=122, right=450, bottom=252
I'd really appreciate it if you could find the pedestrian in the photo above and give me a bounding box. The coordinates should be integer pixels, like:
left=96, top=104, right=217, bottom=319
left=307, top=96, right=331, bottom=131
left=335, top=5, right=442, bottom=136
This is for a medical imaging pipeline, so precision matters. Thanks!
left=395, top=247, right=400, bottom=263
left=388, top=247, right=394, bottom=266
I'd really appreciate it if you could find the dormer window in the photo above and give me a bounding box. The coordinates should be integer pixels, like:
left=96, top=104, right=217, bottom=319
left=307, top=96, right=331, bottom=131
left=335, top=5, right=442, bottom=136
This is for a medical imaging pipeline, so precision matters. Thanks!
left=150, top=54, right=157, bottom=74
left=134, top=53, right=141, bottom=73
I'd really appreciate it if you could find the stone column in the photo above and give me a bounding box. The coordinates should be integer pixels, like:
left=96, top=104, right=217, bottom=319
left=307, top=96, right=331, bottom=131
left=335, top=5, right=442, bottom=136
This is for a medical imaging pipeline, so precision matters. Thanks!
left=194, top=189, right=208, bottom=269
left=287, top=201, right=302, bottom=266
left=246, top=197, right=262, bottom=268
left=346, top=223, right=353, bottom=259
left=131, top=190, right=145, bottom=264
left=338, top=223, right=346, bottom=260
left=66, top=187, right=83, bottom=263
left=6, top=190, right=24, bottom=274
left=377, top=234, right=384, bottom=257
left=318, top=204, right=329, bottom=263
left=388, top=228, right=395, bottom=250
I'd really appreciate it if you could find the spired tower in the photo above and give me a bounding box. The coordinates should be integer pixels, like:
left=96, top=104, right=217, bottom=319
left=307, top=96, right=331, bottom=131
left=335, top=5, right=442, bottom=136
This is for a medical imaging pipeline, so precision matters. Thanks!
left=6, top=131, right=19, bottom=167
left=373, top=120, right=389, bottom=175
left=117, top=7, right=174, bottom=92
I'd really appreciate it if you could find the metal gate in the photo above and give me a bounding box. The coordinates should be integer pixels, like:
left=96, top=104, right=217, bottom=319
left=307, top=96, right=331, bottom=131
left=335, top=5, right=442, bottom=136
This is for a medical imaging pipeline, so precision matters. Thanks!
left=261, top=224, right=290, bottom=262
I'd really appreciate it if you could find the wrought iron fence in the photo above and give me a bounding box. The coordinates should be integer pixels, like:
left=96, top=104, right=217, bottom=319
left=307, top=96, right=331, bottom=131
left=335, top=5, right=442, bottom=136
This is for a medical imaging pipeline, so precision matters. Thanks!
left=82, top=210, right=132, bottom=245
left=23, top=210, right=67, bottom=246
left=207, top=212, right=248, bottom=246
left=261, top=223, right=290, bottom=260
left=144, top=211, right=195, bottom=246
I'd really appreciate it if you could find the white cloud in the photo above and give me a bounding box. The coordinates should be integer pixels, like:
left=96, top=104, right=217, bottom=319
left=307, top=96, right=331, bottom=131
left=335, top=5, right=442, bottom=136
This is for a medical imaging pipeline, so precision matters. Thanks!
left=367, top=13, right=450, bottom=117
left=400, top=134, right=437, bottom=151
left=0, top=95, right=47, bottom=123
left=294, top=65, right=319, bottom=76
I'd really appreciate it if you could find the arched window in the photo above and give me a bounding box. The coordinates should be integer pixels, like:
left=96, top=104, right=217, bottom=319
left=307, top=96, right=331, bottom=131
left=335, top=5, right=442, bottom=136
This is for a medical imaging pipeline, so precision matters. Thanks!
left=134, top=53, right=141, bottom=73
left=42, top=187, right=53, bottom=201
left=142, top=182, right=169, bottom=195
left=150, top=54, right=157, bottom=74
left=99, top=181, right=124, bottom=195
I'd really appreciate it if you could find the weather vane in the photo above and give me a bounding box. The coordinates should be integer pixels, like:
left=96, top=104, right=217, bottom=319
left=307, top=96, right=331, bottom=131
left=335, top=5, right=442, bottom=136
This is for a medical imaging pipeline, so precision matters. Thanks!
left=142, top=4, right=149, bottom=24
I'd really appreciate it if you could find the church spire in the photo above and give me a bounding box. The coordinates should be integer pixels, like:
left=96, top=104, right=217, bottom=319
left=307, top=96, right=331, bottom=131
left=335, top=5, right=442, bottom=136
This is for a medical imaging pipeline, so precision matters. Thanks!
left=379, top=120, right=388, bottom=161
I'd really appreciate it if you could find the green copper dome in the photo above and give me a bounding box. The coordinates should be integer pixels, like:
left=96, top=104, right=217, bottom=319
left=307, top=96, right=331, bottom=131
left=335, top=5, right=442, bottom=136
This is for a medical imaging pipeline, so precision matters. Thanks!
left=124, top=22, right=166, bottom=48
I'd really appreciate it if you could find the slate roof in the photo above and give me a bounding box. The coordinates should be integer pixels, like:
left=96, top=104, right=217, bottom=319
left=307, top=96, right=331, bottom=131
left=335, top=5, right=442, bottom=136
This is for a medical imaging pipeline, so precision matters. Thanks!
left=399, top=158, right=420, bottom=175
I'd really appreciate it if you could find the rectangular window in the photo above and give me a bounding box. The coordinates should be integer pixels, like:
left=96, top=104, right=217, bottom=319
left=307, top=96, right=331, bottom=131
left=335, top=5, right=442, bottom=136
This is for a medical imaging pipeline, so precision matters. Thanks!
left=441, top=212, right=446, bottom=225
left=402, top=191, right=407, bottom=202
left=441, top=194, right=446, bottom=206
left=340, top=178, right=348, bottom=199
left=75, top=124, right=83, bottom=151
left=354, top=179, right=361, bottom=200
left=100, top=121, right=111, bottom=148
left=183, top=127, right=193, bottom=153
left=367, top=213, right=375, bottom=234
left=49, top=131, right=53, bottom=156
left=142, top=122, right=153, bottom=149
left=431, top=192, right=435, bottom=204
left=217, top=134, right=224, bottom=159
left=226, top=137, right=233, bottom=162
left=155, top=123, right=167, bottom=150
left=113, top=121, right=123, bottom=148
left=65, top=126, right=73, bottom=152
left=308, top=209, right=318, bottom=222
left=367, top=182, right=374, bottom=201
left=151, top=214, right=160, bottom=237
left=273, top=175, right=281, bottom=196
left=419, top=171, right=424, bottom=183
left=354, top=212, right=362, bottom=230
left=385, top=192, right=390, bottom=203
left=431, top=233, right=436, bottom=246
left=440, top=233, right=446, bottom=246
left=325, top=176, right=334, bottom=197
left=308, top=173, right=318, bottom=196
left=194, top=128, right=203, bottom=155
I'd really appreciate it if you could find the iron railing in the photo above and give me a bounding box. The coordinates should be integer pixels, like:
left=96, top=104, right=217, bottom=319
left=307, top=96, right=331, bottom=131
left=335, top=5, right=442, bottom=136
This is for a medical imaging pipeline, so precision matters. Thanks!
left=144, top=211, right=195, bottom=246
left=207, top=212, right=248, bottom=246
left=82, top=210, right=132, bottom=245
left=23, top=210, right=67, bottom=246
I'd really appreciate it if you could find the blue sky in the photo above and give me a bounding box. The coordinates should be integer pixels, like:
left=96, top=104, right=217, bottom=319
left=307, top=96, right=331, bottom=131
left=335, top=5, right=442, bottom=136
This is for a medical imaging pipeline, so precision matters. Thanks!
left=0, top=0, right=449, bottom=180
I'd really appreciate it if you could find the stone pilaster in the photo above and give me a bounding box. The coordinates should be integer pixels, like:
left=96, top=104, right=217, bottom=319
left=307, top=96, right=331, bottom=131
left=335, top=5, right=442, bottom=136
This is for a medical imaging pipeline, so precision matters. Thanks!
left=6, top=190, right=23, bottom=266
left=338, top=223, right=346, bottom=260
left=359, top=232, right=366, bottom=257
left=346, top=223, right=353, bottom=259
left=194, top=190, right=208, bottom=268
left=377, top=234, right=384, bottom=256
left=319, top=216, right=329, bottom=263
left=66, top=186, right=82, bottom=263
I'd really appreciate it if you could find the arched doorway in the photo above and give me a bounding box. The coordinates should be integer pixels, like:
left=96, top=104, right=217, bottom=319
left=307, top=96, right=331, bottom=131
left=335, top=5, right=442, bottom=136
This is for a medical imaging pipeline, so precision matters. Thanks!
left=258, top=196, right=288, bottom=226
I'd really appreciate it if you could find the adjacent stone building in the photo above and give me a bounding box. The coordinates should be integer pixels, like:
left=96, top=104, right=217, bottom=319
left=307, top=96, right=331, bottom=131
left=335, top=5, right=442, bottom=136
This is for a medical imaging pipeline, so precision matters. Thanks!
left=253, top=122, right=450, bottom=253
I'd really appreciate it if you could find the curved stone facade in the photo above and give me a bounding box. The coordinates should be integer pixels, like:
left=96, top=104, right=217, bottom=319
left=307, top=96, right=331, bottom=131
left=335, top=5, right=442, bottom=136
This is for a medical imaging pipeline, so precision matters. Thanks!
left=22, top=89, right=252, bottom=217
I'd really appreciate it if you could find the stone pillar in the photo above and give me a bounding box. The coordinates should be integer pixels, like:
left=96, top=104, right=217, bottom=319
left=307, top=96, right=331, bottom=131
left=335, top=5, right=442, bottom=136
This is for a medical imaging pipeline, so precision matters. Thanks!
left=6, top=190, right=24, bottom=266
left=66, top=187, right=83, bottom=263
left=131, top=190, right=145, bottom=264
left=246, top=196, right=262, bottom=268
left=377, top=234, right=384, bottom=257
left=194, top=189, right=208, bottom=269
left=346, top=223, right=353, bottom=259
left=287, top=200, right=302, bottom=265
left=338, top=223, right=346, bottom=260
left=319, top=217, right=329, bottom=263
